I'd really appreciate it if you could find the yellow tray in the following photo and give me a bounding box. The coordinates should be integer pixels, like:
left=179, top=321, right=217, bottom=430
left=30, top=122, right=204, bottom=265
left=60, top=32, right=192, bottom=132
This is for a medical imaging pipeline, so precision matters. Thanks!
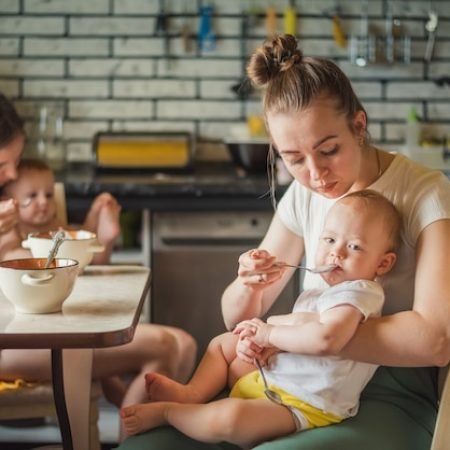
left=94, top=132, right=192, bottom=169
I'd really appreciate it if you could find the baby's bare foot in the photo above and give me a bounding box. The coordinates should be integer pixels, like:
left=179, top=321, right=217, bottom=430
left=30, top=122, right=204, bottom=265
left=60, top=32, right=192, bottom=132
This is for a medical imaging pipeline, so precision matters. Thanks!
left=145, top=372, right=197, bottom=403
left=120, top=403, right=168, bottom=435
left=96, top=203, right=121, bottom=244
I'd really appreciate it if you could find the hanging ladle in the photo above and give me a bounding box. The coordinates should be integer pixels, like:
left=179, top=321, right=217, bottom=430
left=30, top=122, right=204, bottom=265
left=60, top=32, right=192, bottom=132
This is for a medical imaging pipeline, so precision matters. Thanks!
left=255, top=358, right=283, bottom=405
left=44, top=230, right=66, bottom=269
left=424, top=8, right=438, bottom=62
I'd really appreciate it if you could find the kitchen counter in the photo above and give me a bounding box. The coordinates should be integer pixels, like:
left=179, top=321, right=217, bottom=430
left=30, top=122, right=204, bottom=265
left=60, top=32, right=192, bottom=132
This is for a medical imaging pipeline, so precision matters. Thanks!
left=57, top=161, right=281, bottom=212
left=58, top=152, right=450, bottom=213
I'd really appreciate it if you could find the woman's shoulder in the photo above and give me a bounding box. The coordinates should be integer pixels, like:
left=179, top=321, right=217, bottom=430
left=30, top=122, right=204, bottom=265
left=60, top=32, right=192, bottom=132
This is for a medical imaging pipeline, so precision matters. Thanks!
left=382, top=152, right=448, bottom=183
left=376, top=152, right=449, bottom=200
left=377, top=152, right=450, bottom=241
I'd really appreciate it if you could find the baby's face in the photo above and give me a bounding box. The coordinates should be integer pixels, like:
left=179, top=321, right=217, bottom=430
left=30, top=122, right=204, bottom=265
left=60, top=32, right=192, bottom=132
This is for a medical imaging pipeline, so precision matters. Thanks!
left=8, top=169, right=56, bottom=227
left=315, top=201, right=392, bottom=285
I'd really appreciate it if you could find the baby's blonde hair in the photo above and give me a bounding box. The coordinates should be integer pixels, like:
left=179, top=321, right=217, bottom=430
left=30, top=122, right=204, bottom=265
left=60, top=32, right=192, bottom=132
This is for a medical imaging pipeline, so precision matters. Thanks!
left=338, top=189, right=402, bottom=252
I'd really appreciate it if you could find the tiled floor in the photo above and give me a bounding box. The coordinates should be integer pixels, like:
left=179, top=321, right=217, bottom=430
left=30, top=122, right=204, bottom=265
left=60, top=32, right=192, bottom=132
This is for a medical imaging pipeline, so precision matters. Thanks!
left=0, top=398, right=120, bottom=449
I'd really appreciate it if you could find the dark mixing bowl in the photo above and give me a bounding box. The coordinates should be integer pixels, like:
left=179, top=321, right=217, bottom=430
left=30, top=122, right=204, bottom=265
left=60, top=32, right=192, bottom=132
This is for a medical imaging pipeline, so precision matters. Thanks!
left=225, top=141, right=270, bottom=173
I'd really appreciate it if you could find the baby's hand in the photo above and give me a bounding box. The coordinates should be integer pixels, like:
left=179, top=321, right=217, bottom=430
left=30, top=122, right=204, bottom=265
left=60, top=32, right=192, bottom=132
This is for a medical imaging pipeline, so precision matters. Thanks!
left=258, top=347, right=281, bottom=368
left=235, top=335, right=262, bottom=365
left=234, top=318, right=274, bottom=348
left=233, top=321, right=262, bottom=364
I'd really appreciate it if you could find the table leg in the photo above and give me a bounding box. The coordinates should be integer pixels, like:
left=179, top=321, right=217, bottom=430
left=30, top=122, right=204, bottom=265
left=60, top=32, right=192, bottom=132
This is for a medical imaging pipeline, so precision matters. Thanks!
left=51, top=348, right=94, bottom=450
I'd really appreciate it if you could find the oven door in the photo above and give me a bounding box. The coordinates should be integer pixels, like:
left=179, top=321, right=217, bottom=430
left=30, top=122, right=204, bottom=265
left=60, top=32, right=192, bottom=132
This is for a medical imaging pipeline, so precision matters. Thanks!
left=150, top=211, right=300, bottom=361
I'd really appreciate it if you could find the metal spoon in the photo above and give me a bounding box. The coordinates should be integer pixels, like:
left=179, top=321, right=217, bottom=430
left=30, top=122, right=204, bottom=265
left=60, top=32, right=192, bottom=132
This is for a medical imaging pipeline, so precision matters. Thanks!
left=44, top=230, right=66, bottom=269
left=254, top=359, right=283, bottom=405
left=275, top=263, right=337, bottom=274
left=19, top=197, right=32, bottom=208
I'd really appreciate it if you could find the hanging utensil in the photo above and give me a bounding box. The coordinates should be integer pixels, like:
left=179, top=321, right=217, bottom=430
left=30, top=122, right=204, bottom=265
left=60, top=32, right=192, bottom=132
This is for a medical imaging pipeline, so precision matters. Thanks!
left=327, top=2, right=347, bottom=49
left=332, top=14, right=347, bottom=49
left=230, top=12, right=253, bottom=100
left=155, top=0, right=170, bottom=69
left=180, top=9, right=192, bottom=53
left=283, top=2, right=297, bottom=36
left=424, top=8, right=438, bottom=62
left=354, top=2, right=370, bottom=67
left=265, top=6, right=277, bottom=38
left=198, top=5, right=215, bottom=54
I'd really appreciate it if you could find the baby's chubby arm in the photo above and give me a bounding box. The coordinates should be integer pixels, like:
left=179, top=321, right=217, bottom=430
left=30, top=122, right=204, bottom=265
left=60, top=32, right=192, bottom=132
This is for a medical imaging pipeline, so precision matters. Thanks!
left=237, top=305, right=364, bottom=356
left=267, top=311, right=319, bottom=326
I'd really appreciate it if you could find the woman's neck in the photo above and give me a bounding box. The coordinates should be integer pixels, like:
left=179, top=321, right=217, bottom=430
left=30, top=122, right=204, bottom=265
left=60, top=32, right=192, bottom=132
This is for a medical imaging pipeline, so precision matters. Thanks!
left=353, top=146, right=391, bottom=191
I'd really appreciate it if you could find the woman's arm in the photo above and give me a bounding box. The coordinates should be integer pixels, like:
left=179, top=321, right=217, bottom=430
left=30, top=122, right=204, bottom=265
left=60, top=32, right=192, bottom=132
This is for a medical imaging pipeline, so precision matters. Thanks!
left=221, top=213, right=305, bottom=330
left=0, top=199, right=24, bottom=260
left=341, top=219, right=450, bottom=367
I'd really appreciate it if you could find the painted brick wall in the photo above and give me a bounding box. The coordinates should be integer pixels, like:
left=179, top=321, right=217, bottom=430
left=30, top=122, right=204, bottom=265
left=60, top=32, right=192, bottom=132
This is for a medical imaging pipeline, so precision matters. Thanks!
left=0, top=0, right=449, bottom=162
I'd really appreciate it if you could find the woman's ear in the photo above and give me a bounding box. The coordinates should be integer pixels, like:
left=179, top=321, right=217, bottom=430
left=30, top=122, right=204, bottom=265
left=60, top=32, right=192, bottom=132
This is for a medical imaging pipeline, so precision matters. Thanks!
left=353, top=110, right=367, bottom=129
left=353, top=110, right=367, bottom=141
left=376, top=252, right=397, bottom=276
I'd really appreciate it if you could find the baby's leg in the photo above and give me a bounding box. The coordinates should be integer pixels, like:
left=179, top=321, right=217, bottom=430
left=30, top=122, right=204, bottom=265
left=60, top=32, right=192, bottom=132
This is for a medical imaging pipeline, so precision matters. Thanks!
left=121, top=398, right=296, bottom=448
left=95, top=198, right=121, bottom=244
left=146, top=332, right=254, bottom=403
left=85, top=193, right=121, bottom=264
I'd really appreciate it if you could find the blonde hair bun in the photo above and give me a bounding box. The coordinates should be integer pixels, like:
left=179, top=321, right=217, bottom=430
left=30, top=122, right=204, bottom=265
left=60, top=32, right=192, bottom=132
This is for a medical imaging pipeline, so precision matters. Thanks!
left=247, top=34, right=302, bottom=87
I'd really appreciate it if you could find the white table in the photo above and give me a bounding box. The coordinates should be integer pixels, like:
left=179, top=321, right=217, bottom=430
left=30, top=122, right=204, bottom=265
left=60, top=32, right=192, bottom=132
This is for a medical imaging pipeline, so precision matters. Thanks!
left=0, top=265, right=151, bottom=450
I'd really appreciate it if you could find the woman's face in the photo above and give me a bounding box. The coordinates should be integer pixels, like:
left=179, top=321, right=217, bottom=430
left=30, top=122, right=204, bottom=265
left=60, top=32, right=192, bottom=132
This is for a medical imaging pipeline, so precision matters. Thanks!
left=267, top=98, right=366, bottom=198
left=0, top=133, right=24, bottom=186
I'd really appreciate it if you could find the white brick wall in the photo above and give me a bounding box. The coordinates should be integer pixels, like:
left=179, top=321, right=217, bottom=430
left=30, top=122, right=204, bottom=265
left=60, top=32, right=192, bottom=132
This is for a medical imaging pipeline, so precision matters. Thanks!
left=0, top=0, right=447, bottom=161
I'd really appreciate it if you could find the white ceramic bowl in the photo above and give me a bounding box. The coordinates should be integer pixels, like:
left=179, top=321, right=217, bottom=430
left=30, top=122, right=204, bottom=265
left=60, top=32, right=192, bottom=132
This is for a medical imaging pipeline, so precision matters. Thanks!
left=0, top=258, right=79, bottom=314
left=22, top=230, right=105, bottom=272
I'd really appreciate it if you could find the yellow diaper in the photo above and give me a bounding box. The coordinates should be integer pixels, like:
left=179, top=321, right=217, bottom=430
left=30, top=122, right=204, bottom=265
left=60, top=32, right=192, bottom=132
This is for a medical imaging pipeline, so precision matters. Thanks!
left=230, top=370, right=342, bottom=429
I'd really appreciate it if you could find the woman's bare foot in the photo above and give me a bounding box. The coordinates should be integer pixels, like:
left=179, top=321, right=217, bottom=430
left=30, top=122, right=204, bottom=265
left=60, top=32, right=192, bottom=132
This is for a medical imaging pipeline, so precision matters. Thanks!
left=120, top=402, right=169, bottom=435
left=145, top=372, right=199, bottom=403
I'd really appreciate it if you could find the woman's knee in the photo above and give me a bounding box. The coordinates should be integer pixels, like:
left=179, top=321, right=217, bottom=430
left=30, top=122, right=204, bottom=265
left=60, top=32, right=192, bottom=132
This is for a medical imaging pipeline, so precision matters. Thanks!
left=170, top=327, right=197, bottom=360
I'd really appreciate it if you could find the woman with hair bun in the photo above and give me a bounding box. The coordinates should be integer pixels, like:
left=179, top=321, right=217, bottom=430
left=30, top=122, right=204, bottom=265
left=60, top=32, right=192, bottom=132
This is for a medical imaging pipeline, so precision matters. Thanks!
left=117, top=35, right=450, bottom=450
